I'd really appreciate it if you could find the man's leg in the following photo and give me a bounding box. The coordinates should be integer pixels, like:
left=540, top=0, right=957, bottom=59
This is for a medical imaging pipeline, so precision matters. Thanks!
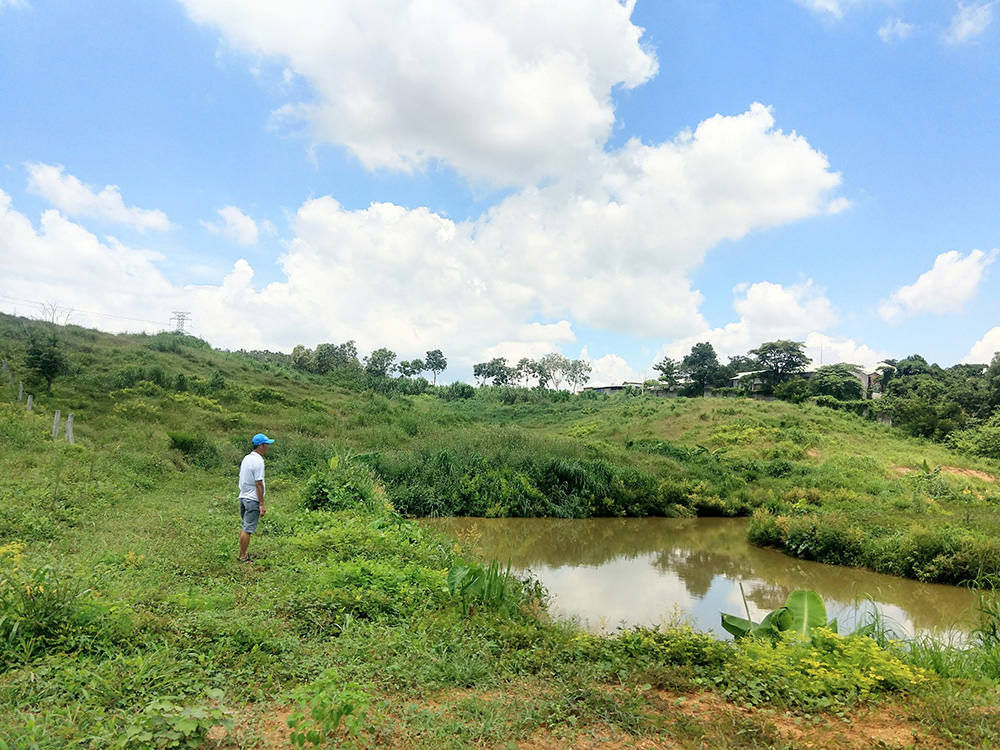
left=239, top=530, right=251, bottom=560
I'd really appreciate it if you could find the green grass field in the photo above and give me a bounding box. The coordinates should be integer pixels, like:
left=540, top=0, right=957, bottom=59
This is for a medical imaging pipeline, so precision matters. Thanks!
left=3, top=314, right=1000, bottom=748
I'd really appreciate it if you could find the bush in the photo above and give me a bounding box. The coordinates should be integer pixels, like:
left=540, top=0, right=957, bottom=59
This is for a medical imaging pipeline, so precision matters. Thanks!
left=0, top=560, right=115, bottom=666
left=303, top=450, right=386, bottom=512
left=440, top=382, right=475, bottom=401
left=167, top=430, right=222, bottom=469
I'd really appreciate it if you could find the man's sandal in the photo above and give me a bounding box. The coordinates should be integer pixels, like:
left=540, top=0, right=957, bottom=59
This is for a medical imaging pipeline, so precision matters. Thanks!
left=238, top=556, right=253, bottom=563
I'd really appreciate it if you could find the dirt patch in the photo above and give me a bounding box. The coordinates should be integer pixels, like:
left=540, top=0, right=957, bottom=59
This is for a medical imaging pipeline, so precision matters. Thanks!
left=940, top=466, right=995, bottom=482
left=807, top=449, right=820, bottom=458
left=892, top=465, right=995, bottom=482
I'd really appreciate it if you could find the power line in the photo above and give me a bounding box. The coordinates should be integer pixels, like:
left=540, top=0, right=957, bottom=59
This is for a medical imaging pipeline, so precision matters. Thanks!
left=0, top=294, right=169, bottom=327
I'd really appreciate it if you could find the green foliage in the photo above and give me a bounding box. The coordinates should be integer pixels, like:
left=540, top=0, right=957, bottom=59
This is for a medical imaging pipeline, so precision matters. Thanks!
left=116, top=690, right=232, bottom=749
left=167, top=430, right=222, bottom=469
left=302, top=450, right=385, bottom=511
left=446, top=558, right=522, bottom=615
left=287, top=670, right=371, bottom=749
left=25, top=331, right=70, bottom=395
left=723, top=629, right=927, bottom=710
left=0, top=560, right=112, bottom=666
left=721, top=589, right=833, bottom=641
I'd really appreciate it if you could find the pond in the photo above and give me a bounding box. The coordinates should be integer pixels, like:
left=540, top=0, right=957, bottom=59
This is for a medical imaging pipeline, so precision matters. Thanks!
left=420, top=517, right=979, bottom=638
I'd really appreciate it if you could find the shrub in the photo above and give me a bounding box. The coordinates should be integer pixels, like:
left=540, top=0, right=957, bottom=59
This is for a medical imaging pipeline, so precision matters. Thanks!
left=167, top=430, right=222, bottom=469
left=303, top=450, right=386, bottom=512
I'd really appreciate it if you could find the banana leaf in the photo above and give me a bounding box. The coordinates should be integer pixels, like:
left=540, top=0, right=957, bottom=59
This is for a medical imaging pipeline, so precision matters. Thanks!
left=785, top=590, right=827, bottom=636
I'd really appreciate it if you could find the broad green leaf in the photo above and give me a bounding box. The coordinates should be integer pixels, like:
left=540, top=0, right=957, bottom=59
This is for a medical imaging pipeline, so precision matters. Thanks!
left=751, top=606, right=792, bottom=638
left=785, top=590, right=827, bottom=636
left=721, top=613, right=756, bottom=639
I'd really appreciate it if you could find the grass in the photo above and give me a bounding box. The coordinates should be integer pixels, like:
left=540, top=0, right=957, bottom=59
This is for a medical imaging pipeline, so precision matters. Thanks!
left=3, top=313, right=1000, bottom=747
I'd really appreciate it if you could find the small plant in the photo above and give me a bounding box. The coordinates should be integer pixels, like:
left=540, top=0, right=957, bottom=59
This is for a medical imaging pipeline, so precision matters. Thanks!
left=303, top=449, right=385, bottom=511
left=447, top=558, right=519, bottom=615
left=287, top=670, right=371, bottom=748
left=116, top=691, right=233, bottom=749
left=721, top=587, right=846, bottom=641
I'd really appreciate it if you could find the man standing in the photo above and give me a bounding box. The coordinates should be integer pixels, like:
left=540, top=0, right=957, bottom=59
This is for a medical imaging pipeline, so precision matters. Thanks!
left=238, top=432, right=274, bottom=563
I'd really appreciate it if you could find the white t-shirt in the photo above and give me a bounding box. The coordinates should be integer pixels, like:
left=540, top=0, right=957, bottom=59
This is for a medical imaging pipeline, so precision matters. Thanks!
left=238, top=451, right=265, bottom=502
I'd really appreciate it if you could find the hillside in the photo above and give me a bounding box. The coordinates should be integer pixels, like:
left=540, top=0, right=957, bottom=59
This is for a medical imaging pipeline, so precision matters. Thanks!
left=2, top=314, right=1000, bottom=748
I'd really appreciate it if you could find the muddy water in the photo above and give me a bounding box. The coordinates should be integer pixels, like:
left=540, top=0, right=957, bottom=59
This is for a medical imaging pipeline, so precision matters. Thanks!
left=421, top=517, right=979, bottom=637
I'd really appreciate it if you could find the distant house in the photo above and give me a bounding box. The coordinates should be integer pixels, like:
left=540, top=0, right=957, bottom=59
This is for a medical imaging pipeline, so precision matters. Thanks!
left=582, top=381, right=681, bottom=397
left=730, top=363, right=894, bottom=400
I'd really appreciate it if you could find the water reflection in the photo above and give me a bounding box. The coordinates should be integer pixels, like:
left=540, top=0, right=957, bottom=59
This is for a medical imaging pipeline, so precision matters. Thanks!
left=420, top=517, right=978, bottom=637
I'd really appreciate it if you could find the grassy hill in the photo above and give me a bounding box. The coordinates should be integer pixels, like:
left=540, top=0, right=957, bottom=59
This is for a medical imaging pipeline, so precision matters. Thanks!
left=2, top=313, right=1000, bottom=748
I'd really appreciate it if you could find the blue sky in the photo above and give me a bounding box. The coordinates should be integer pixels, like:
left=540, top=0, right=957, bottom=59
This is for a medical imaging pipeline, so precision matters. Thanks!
left=1, top=0, right=997, bottom=385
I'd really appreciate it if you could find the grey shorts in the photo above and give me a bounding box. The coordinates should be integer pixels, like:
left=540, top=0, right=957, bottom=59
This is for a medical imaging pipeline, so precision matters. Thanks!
left=239, top=498, right=260, bottom=533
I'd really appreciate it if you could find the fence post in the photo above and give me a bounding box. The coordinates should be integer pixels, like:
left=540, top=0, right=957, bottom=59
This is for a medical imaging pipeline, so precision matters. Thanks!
left=26, top=395, right=33, bottom=412
left=53, top=410, right=61, bottom=440
left=18, top=382, right=23, bottom=401
left=66, top=414, right=74, bottom=444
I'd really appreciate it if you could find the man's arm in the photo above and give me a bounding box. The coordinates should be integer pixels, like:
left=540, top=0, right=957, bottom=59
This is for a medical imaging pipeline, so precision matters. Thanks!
left=255, top=479, right=266, bottom=515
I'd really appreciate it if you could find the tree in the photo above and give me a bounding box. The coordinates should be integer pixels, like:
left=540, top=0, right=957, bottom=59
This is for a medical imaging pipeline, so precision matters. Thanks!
left=514, top=357, right=538, bottom=387
left=539, top=352, right=571, bottom=390
left=748, top=340, right=811, bottom=391
left=425, top=349, right=447, bottom=384
left=727, top=354, right=758, bottom=373
left=680, top=342, right=725, bottom=396
left=397, top=358, right=426, bottom=378
left=473, top=357, right=513, bottom=386
left=290, top=344, right=313, bottom=371
left=653, top=357, right=680, bottom=390
left=565, top=359, right=592, bottom=393
left=364, top=348, right=397, bottom=377
left=26, top=331, right=70, bottom=395
left=810, top=363, right=863, bottom=401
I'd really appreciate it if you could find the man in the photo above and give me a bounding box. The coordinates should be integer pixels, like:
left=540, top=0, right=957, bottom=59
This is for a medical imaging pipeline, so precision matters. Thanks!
left=238, top=432, right=274, bottom=563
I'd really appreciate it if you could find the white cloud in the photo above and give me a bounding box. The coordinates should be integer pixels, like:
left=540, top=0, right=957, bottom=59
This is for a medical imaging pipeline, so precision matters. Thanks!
left=803, top=333, right=888, bottom=370
left=654, top=279, right=838, bottom=363
left=963, top=327, right=1000, bottom=364
left=794, top=0, right=848, bottom=20
left=24, top=162, right=172, bottom=232
left=0, top=189, right=175, bottom=329
left=581, top=347, right=641, bottom=386
left=180, top=0, right=658, bottom=186
left=1, top=104, right=846, bottom=368
left=878, top=248, right=997, bottom=323
left=878, top=17, right=916, bottom=42
left=202, top=206, right=262, bottom=245
left=945, top=2, right=995, bottom=44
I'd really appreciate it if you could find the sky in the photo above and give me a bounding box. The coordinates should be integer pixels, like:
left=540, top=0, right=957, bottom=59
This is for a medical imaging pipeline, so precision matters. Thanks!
left=1, top=0, right=998, bottom=385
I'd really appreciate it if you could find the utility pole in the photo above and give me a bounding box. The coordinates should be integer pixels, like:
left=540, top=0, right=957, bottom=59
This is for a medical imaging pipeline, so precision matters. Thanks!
left=170, top=311, right=191, bottom=334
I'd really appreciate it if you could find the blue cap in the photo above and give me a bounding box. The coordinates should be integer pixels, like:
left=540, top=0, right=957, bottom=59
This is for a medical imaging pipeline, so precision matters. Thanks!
left=252, top=433, right=275, bottom=446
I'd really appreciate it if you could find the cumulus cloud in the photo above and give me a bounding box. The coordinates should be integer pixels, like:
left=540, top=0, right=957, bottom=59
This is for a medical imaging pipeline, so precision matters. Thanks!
left=803, top=333, right=888, bottom=370
left=202, top=206, right=265, bottom=245
left=878, top=248, right=997, bottom=323
left=945, top=2, right=995, bottom=44
left=25, top=162, right=172, bottom=232
left=879, top=17, right=916, bottom=42
left=963, top=327, right=1000, bottom=364
left=581, top=347, right=642, bottom=386
left=180, top=0, right=658, bottom=186
left=0, top=189, right=175, bottom=328
left=653, top=279, right=838, bottom=364
left=2, top=102, right=847, bottom=369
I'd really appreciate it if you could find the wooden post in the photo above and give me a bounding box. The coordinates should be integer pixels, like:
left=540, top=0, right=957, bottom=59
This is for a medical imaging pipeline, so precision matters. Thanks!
left=53, top=410, right=61, bottom=440
left=26, top=395, right=33, bottom=412
left=66, top=414, right=74, bottom=444
left=18, top=381, right=23, bottom=401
